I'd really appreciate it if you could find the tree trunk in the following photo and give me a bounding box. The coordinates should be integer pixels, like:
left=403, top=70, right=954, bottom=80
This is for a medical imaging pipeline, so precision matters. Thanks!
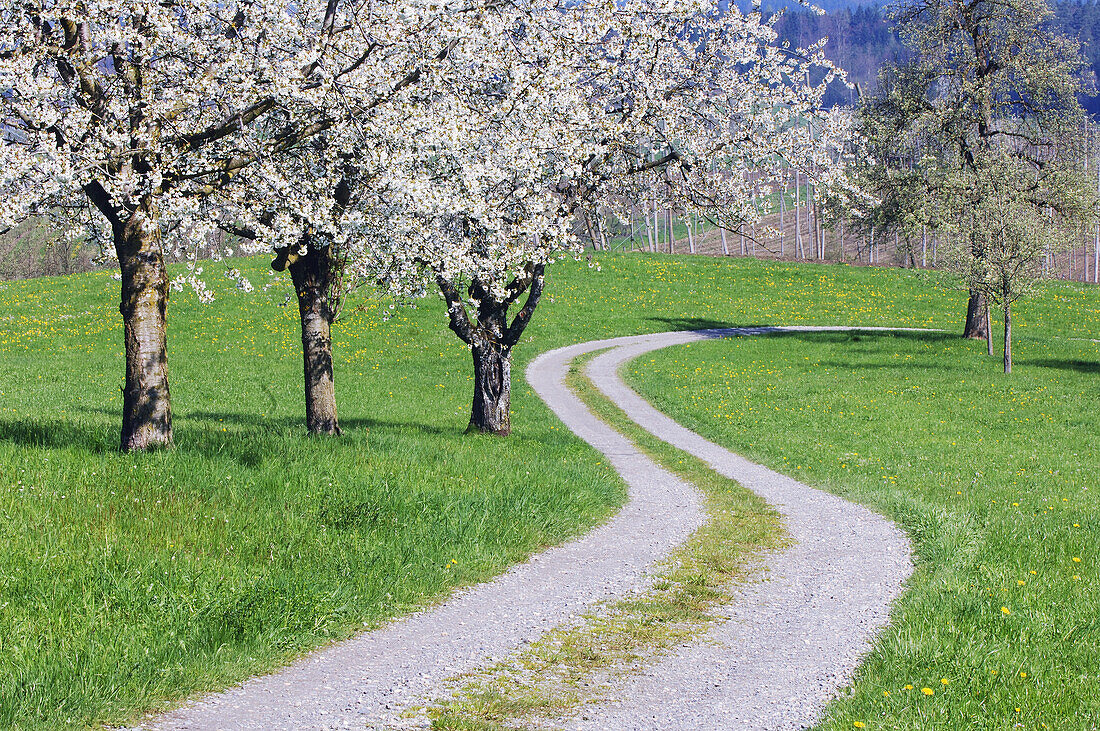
left=795, top=169, right=803, bottom=259
left=985, top=304, right=994, bottom=356
left=964, top=290, right=989, bottom=340
left=779, top=185, right=786, bottom=256
left=646, top=201, right=655, bottom=252
left=438, top=265, right=545, bottom=438
left=469, top=339, right=512, bottom=435
left=1094, top=222, right=1099, bottom=283
left=1003, top=302, right=1012, bottom=374
left=584, top=212, right=601, bottom=252
left=116, top=208, right=173, bottom=452
left=285, top=246, right=341, bottom=435
left=467, top=293, right=513, bottom=435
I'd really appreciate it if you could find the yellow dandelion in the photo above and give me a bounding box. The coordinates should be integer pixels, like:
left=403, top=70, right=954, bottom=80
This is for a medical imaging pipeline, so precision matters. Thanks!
left=883, top=690, right=890, bottom=697
left=940, top=678, right=950, bottom=685
left=1017, top=580, right=1026, bottom=586
left=1073, top=557, right=1082, bottom=563
left=854, top=723, right=865, bottom=729
left=904, top=684, right=914, bottom=690
left=1001, top=606, right=1011, bottom=615
left=921, top=688, right=934, bottom=696
left=1020, top=672, right=1027, bottom=678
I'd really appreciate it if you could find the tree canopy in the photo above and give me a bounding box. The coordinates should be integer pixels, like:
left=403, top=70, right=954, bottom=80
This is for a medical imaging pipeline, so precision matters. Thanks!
left=856, top=0, right=1096, bottom=370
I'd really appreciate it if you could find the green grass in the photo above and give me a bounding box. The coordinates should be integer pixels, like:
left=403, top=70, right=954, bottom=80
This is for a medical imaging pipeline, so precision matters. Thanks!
left=424, top=350, right=783, bottom=729
left=625, top=313, right=1100, bottom=727
left=0, top=259, right=628, bottom=730
left=0, top=251, right=1095, bottom=729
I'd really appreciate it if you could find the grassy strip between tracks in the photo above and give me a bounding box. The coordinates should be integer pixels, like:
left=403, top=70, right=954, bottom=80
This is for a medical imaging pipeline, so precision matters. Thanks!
left=422, top=349, right=785, bottom=730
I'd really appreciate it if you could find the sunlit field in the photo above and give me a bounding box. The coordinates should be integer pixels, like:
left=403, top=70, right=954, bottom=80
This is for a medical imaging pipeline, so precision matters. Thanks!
left=0, top=252, right=1095, bottom=728
left=627, top=286, right=1099, bottom=728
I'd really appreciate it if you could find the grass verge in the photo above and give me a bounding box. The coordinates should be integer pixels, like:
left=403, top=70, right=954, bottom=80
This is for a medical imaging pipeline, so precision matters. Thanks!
left=423, top=349, right=784, bottom=730
left=0, top=260, right=627, bottom=730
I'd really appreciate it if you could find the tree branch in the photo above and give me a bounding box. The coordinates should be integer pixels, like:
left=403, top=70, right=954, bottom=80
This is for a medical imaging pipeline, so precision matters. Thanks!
left=82, top=181, right=122, bottom=230
left=437, top=274, right=474, bottom=344
left=503, top=263, right=545, bottom=346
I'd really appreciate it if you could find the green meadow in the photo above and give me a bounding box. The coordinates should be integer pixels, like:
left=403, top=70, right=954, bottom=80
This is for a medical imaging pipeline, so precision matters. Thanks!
left=0, top=252, right=1095, bottom=729
left=627, top=287, right=1099, bottom=728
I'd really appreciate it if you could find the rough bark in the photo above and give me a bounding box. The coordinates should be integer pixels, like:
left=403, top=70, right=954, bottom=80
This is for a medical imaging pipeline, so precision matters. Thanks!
left=1003, top=301, right=1013, bottom=374
left=985, top=304, right=994, bottom=356
left=115, top=206, right=173, bottom=451
left=963, top=290, right=989, bottom=340
left=283, top=245, right=341, bottom=435
left=438, top=264, right=545, bottom=436
left=469, top=339, right=512, bottom=435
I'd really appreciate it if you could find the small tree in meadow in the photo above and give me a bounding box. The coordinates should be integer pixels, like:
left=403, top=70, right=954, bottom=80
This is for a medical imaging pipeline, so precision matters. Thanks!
left=942, top=149, right=1092, bottom=372
left=856, top=0, right=1094, bottom=349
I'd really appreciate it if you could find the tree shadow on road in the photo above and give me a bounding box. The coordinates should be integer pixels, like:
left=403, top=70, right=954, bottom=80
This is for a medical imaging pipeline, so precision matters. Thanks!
left=646, top=317, right=958, bottom=345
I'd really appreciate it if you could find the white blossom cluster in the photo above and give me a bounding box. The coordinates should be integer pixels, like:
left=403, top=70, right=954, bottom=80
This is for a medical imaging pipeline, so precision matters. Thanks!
left=0, top=0, right=861, bottom=304
left=0, top=2, right=326, bottom=243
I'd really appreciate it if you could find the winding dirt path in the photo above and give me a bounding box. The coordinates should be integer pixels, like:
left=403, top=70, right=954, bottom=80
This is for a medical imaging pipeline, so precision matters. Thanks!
left=560, top=328, right=913, bottom=730
left=131, top=327, right=911, bottom=730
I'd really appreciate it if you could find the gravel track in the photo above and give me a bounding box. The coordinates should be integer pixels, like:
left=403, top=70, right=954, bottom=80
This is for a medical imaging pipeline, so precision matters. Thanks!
left=566, top=327, right=913, bottom=730
left=130, top=332, right=706, bottom=731
left=130, top=327, right=912, bottom=731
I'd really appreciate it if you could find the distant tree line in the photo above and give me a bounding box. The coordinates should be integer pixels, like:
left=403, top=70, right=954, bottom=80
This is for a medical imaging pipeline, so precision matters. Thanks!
left=772, top=4, right=904, bottom=107
left=773, top=0, right=1100, bottom=113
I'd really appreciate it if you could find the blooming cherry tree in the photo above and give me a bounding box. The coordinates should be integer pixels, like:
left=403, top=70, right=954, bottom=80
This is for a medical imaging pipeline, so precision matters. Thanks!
left=0, top=0, right=358, bottom=449
left=357, top=2, right=860, bottom=434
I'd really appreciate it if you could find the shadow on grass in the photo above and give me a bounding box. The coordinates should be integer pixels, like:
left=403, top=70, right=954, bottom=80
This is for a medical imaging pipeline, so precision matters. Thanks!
left=757, top=329, right=958, bottom=345
left=0, top=417, right=115, bottom=453
left=0, top=408, right=470, bottom=460
left=183, top=412, right=459, bottom=437
left=0, top=414, right=272, bottom=466
left=647, top=317, right=768, bottom=332
left=647, top=317, right=958, bottom=345
left=1026, top=358, right=1100, bottom=374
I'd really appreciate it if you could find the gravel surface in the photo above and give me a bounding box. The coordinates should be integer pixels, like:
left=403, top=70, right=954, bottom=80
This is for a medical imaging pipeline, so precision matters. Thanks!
left=128, top=327, right=912, bottom=731
left=567, top=327, right=914, bottom=730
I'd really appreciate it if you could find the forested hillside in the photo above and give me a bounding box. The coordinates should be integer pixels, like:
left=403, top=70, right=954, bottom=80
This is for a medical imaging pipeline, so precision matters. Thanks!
left=771, top=0, right=1100, bottom=113
left=772, top=4, right=903, bottom=107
